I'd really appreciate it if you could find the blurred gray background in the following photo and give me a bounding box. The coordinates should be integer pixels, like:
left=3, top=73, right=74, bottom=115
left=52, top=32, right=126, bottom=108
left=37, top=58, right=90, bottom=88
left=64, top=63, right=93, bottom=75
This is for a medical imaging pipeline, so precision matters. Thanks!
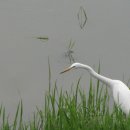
left=0, top=0, right=130, bottom=120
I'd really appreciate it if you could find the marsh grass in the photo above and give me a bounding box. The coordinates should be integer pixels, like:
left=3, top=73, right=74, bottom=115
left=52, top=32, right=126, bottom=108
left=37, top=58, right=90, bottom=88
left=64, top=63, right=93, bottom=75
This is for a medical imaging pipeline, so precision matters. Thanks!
left=0, top=69, right=130, bottom=129
left=42, top=77, right=130, bottom=130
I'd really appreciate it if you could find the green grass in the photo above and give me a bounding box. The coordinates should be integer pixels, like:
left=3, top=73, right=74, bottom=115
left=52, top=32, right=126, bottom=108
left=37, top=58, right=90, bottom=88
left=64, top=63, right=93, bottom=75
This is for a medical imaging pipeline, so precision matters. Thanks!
left=0, top=63, right=130, bottom=129
left=0, top=78, right=130, bottom=130
left=42, top=79, right=130, bottom=130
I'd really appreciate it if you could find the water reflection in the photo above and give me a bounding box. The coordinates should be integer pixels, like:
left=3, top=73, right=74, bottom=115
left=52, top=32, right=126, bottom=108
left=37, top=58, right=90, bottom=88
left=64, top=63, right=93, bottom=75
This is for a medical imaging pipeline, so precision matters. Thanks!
left=64, top=40, right=75, bottom=64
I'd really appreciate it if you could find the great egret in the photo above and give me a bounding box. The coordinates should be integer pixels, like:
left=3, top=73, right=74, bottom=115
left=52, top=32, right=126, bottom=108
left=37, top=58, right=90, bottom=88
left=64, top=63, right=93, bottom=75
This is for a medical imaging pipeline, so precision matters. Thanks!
left=60, top=62, right=130, bottom=116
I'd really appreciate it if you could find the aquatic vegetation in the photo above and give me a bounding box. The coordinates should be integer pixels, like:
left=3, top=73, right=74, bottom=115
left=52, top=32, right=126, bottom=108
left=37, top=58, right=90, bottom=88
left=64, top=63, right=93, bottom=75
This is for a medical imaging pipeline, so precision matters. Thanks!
left=0, top=64, right=130, bottom=129
left=0, top=78, right=130, bottom=129
left=34, top=36, right=49, bottom=42
left=64, top=40, right=75, bottom=63
left=77, top=6, right=87, bottom=29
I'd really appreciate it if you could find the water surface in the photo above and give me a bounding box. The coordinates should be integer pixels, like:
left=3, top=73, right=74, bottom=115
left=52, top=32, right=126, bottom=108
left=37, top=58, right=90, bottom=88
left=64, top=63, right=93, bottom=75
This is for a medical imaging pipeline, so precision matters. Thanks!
left=0, top=0, right=130, bottom=120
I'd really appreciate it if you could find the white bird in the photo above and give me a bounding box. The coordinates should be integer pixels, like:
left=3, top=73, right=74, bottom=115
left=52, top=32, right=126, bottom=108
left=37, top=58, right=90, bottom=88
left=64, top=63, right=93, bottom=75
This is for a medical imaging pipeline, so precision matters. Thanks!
left=60, top=62, right=130, bottom=116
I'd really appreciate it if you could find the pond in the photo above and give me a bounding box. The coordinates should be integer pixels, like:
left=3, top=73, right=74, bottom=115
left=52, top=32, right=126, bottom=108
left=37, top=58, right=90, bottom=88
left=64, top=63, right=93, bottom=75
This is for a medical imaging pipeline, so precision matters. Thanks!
left=0, top=0, right=130, bottom=120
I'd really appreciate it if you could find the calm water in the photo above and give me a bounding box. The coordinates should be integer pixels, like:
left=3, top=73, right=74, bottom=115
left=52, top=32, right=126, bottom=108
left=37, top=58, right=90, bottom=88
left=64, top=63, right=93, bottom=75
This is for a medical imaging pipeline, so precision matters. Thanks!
left=0, top=0, right=130, bottom=120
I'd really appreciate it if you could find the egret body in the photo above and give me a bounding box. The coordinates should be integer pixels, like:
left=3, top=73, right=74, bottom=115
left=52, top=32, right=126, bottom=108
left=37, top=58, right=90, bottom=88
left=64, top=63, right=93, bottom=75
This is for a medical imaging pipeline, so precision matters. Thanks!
left=60, top=63, right=130, bottom=115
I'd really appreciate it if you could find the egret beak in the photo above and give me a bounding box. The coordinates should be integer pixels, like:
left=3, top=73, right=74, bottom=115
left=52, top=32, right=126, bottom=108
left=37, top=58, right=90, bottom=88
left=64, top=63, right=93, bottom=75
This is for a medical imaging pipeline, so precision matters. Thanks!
left=60, top=66, right=75, bottom=74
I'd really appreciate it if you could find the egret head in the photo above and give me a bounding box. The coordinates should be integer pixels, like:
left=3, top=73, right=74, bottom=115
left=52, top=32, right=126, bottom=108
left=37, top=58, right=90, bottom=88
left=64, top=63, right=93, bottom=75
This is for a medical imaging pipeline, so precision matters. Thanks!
left=60, top=63, right=83, bottom=74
